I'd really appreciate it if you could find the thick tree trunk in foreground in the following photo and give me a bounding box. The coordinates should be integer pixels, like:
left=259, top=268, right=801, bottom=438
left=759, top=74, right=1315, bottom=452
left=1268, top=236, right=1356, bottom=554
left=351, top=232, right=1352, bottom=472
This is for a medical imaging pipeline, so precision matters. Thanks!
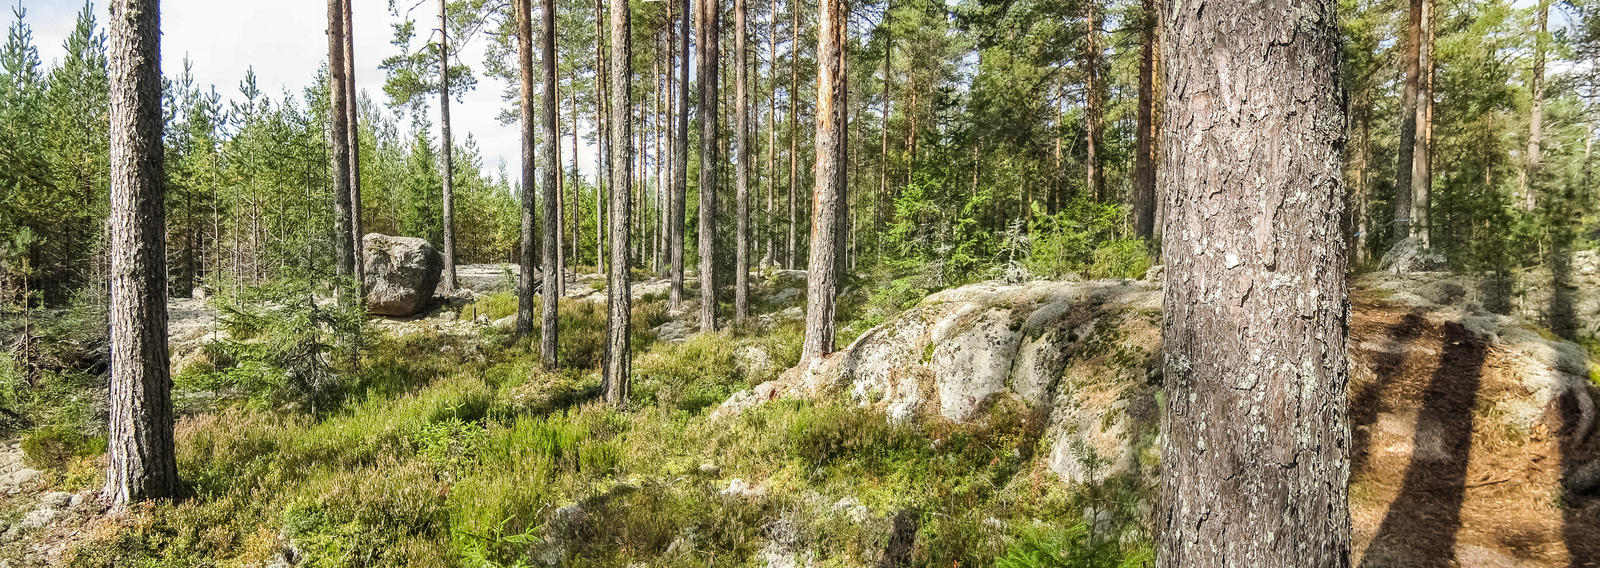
left=515, top=0, right=538, bottom=340
left=670, top=0, right=690, bottom=308
left=697, top=0, right=721, bottom=332
left=734, top=0, right=750, bottom=324
left=1157, top=0, right=1351, bottom=564
left=438, top=0, right=458, bottom=291
left=343, top=0, right=364, bottom=285
left=1131, top=0, right=1157, bottom=242
left=540, top=0, right=561, bottom=367
left=802, top=0, right=847, bottom=361
left=105, top=0, right=179, bottom=509
left=1392, top=0, right=1421, bottom=242
left=603, top=0, right=633, bottom=404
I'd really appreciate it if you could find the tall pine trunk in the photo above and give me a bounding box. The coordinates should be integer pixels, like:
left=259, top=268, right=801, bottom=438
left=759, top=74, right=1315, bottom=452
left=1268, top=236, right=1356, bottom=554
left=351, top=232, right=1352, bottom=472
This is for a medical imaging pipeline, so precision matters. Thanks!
left=540, top=0, right=561, bottom=366
left=697, top=0, right=721, bottom=332
left=515, top=0, right=539, bottom=339
left=786, top=0, right=799, bottom=270
left=438, top=0, right=458, bottom=291
left=734, top=0, right=750, bottom=323
left=765, top=0, right=779, bottom=266
left=1157, top=0, right=1351, bottom=563
left=670, top=0, right=689, bottom=307
left=328, top=0, right=355, bottom=285
left=1411, top=0, right=1433, bottom=245
left=802, top=0, right=846, bottom=361
left=1083, top=0, right=1101, bottom=200
left=105, top=0, right=179, bottom=508
left=343, top=0, right=364, bottom=286
left=1131, top=0, right=1157, bottom=242
left=1523, top=0, right=1548, bottom=211
left=603, top=0, right=633, bottom=403
left=1392, top=0, right=1421, bottom=243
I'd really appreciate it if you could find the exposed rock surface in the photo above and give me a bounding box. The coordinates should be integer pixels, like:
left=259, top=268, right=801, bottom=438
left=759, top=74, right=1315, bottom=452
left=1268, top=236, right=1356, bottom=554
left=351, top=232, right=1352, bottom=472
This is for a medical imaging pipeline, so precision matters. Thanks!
left=363, top=233, right=443, bottom=317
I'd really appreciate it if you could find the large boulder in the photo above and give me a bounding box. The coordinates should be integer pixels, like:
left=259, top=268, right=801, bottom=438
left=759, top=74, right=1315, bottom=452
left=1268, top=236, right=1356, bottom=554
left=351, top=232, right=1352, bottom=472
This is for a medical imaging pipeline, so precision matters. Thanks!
left=363, top=233, right=443, bottom=317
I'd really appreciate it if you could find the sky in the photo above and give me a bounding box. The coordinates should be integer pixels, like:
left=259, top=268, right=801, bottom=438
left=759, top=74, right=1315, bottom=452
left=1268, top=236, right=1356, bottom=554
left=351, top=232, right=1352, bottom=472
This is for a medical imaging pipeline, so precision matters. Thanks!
left=4, top=0, right=586, bottom=184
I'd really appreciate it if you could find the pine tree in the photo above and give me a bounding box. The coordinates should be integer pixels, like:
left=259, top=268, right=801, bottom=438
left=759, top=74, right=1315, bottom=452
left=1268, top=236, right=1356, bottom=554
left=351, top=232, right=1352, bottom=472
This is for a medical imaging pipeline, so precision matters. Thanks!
left=603, top=0, right=633, bottom=404
left=802, top=0, right=846, bottom=361
left=697, top=0, right=721, bottom=332
left=104, top=0, right=179, bottom=509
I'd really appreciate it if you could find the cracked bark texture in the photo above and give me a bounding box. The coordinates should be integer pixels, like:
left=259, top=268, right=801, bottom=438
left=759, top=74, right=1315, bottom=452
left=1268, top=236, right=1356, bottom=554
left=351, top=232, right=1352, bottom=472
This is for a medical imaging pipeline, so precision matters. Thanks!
left=515, top=0, right=538, bottom=340
left=1157, top=0, right=1352, bottom=565
left=802, top=0, right=846, bottom=361
left=697, top=0, right=720, bottom=332
left=540, top=0, right=561, bottom=367
left=603, top=0, right=632, bottom=404
left=105, top=0, right=179, bottom=508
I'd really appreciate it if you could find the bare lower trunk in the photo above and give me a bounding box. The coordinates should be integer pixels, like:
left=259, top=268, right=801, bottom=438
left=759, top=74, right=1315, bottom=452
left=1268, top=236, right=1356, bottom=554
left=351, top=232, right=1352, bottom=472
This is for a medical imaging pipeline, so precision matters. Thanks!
left=697, top=0, right=721, bottom=332
left=1411, top=0, right=1433, bottom=246
left=1523, top=0, right=1548, bottom=211
left=1131, top=0, right=1157, bottom=242
left=1157, top=0, right=1351, bottom=564
left=438, top=0, right=458, bottom=291
left=343, top=0, right=364, bottom=286
left=1084, top=0, right=1100, bottom=200
left=105, top=0, right=179, bottom=508
left=670, top=0, right=689, bottom=307
left=540, top=0, right=561, bottom=366
left=603, top=0, right=633, bottom=404
left=515, top=0, right=538, bottom=339
left=734, top=0, right=750, bottom=324
left=1392, top=0, right=1421, bottom=241
left=766, top=0, right=779, bottom=265
left=786, top=0, right=799, bottom=269
left=802, top=0, right=847, bottom=361
left=328, top=0, right=355, bottom=285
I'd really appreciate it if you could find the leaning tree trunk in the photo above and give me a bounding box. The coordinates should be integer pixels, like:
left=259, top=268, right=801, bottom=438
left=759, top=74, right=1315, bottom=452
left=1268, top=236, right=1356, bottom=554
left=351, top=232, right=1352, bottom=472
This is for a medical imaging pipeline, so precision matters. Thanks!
left=540, top=0, right=561, bottom=367
left=802, top=0, right=847, bottom=361
left=697, top=0, right=721, bottom=333
left=1156, top=0, right=1351, bottom=564
left=515, top=0, right=538, bottom=339
left=603, top=0, right=633, bottom=404
left=734, top=0, right=750, bottom=324
left=105, top=0, right=179, bottom=509
left=670, top=0, right=690, bottom=308
left=1131, top=0, right=1157, bottom=243
left=343, top=0, right=363, bottom=287
left=438, top=0, right=458, bottom=291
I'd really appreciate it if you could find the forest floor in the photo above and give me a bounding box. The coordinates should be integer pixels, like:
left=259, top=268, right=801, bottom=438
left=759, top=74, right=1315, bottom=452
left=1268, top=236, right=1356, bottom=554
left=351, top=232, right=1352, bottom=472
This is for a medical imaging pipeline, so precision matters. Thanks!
left=0, top=268, right=1597, bottom=566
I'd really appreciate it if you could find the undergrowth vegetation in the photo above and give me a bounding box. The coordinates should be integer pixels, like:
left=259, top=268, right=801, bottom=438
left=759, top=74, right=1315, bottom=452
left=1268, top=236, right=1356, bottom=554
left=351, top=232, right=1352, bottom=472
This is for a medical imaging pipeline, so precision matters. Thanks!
left=8, top=280, right=1151, bottom=568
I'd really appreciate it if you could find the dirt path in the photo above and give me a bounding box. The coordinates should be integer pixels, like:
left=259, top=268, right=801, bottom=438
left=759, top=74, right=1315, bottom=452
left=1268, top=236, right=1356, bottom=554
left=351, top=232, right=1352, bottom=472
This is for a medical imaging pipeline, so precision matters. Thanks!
left=1349, top=295, right=1600, bottom=567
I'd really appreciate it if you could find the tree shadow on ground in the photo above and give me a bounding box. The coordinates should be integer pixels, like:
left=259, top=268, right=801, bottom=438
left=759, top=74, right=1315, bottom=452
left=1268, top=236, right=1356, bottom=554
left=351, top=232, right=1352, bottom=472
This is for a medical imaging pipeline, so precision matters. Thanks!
left=1359, top=321, right=1486, bottom=568
left=1351, top=312, right=1429, bottom=475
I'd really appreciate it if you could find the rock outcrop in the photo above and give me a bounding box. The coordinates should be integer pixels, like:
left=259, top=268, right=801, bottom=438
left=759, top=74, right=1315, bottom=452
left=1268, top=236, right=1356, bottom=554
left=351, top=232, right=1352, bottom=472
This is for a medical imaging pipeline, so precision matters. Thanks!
left=363, top=234, right=443, bottom=317
left=720, top=279, right=1165, bottom=485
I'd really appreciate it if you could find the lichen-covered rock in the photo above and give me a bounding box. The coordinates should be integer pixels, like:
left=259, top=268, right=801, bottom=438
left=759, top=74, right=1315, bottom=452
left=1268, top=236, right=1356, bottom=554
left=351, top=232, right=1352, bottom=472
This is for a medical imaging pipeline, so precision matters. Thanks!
left=363, top=233, right=443, bottom=317
left=720, top=279, right=1164, bottom=484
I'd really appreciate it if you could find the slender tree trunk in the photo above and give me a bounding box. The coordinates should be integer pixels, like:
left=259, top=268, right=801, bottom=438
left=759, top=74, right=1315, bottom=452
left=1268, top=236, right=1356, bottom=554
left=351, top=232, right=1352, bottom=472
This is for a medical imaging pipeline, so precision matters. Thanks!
left=654, top=40, right=665, bottom=273
left=437, top=0, right=458, bottom=291
left=1131, top=0, right=1157, bottom=242
left=105, top=0, right=179, bottom=509
left=603, top=0, right=633, bottom=404
left=1411, top=0, right=1433, bottom=246
left=765, top=0, right=779, bottom=266
left=1156, top=0, right=1351, bottom=563
left=734, top=0, right=750, bottom=323
left=1524, top=0, right=1548, bottom=212
left=878, top=7, right=890, bottom=258
left=540, top=0, right=561, bottom=366
left=1084, top=0, right=1101, bottom=201
left=787, top=0, right=799, bottom=269
left=670, top=0, right=689, bottom=307
left=570, top=72, right=582, bottom=266
left=326, top=0, right=355, bottom=286
left=595, top=0, right=609, bottom=278
left=516, top=0, right=539, bottom=339
left=698, top=0, right=721, bottom=332
left=343, top=0, right=364, bottom=286
left=1393, top=0, right=1421, bottom=242
left=803, top=0, right=846, bottom=361
left=904, top=90, right=915, bottom=190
